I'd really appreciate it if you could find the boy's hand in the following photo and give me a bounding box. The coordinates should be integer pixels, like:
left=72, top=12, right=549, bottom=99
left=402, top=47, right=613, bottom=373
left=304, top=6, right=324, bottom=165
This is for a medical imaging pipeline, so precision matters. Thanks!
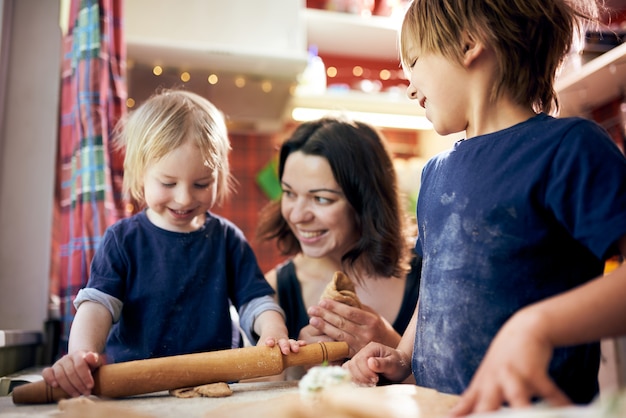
left=41, top=351, right=104, bottom=397
left=342, top=341, right=411, bottom=386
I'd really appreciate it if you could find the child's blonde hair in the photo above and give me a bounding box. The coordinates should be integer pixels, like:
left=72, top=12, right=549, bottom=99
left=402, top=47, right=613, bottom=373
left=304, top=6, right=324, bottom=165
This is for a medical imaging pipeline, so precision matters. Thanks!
left=116, top=89, right=233, bottom=206
left=400, top=0, right=601, bottom=115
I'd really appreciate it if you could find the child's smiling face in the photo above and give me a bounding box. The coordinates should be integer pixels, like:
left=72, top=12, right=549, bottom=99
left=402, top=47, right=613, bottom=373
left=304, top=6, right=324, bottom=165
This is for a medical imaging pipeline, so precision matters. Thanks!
left=143, top=140, right=217, bottom=232
left=404, top=44, right=471, bottom=137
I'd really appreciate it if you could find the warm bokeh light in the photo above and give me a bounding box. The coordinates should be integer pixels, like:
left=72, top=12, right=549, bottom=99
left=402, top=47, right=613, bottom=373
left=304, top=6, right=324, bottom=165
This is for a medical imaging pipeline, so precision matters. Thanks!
left=152, top=65, right=163, bottom=76
left=126, top=97, right=136, bottom=108
left=379, top=69, right=391, bottom=80
left=235, top=76, right=246, bottom=88
left=180, top=72, right=191, bottom=82
left=261, top=80, right=273, bottom=93
left=207, top=74, right=218, bottom=84
left=352, top=66, right=363, bottom=77
left=326, top=66, right=337, bottom=78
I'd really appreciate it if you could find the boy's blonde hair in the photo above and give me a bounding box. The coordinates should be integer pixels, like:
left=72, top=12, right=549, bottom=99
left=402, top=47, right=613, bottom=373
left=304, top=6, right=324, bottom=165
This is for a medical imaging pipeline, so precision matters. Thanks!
left=116, top=89, right=233, bottom=206
left=400, top=0, right=600, bottom=115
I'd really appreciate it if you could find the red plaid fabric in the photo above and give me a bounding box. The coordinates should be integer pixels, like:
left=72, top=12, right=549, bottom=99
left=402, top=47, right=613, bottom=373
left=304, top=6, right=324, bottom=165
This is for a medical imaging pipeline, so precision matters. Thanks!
left=49, top=0, right=127, bottom=356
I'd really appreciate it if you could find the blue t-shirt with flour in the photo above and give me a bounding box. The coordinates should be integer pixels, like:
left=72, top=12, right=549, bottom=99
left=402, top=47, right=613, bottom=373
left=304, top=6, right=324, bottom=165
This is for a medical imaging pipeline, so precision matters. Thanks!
left=85, top=210, right=274, bottom=363
left=413, top=113, right=626, bottom=403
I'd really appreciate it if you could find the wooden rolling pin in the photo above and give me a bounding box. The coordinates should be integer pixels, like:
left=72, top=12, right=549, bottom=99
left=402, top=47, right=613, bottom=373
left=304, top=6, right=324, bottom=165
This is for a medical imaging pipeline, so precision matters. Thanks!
left=12, top=341, right=348, bottom=404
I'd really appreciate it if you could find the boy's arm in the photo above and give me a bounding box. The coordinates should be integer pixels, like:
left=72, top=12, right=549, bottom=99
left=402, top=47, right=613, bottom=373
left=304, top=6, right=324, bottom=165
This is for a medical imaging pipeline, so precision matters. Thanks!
left=68, top=301, right=113, bottom=353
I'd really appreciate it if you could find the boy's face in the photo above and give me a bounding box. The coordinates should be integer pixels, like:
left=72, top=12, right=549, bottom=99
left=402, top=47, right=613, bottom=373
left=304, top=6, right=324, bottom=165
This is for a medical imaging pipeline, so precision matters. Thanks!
left=280, top=151, right=359, bottom=261
left=404, top=42, right=470, bottom=136
left=142, top=140, right=218, bottom=232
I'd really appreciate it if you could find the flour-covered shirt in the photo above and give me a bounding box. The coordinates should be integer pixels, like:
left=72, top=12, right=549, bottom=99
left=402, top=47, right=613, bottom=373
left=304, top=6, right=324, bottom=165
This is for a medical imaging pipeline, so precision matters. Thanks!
left=413, top=113, right=626, bottom=403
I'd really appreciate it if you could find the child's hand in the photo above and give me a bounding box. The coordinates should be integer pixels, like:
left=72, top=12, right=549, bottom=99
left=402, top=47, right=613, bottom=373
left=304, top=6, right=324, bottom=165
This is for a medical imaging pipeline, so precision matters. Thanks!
left=263, top=336, right=306, bottom=355
left=41, top=350, right=104, bottom=397
left=342, top=341, right=411, bottom=386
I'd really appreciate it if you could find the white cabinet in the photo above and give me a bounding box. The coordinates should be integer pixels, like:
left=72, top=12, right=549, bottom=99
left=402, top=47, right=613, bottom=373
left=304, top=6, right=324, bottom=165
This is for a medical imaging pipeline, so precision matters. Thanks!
left=556, top=42, right=626, bottom=117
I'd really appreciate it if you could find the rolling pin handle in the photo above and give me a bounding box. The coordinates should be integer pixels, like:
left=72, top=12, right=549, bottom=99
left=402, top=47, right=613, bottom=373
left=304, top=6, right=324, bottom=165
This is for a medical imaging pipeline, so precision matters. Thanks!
left=12, top=379, right=70, bottom=404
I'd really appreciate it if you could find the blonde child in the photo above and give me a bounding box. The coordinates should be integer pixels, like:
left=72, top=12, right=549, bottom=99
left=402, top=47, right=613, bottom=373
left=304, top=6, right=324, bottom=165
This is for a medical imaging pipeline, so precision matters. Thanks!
left=42, top=89, right=302, bottom=397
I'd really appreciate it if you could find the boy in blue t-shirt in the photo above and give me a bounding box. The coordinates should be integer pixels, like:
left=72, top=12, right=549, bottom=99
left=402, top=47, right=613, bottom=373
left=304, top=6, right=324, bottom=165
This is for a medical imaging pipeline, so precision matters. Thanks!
left=344, top=0, right=626, bottom=415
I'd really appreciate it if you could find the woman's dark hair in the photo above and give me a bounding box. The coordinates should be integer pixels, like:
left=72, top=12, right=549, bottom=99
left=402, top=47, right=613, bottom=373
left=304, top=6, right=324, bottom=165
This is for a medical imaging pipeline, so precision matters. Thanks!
left=256, top=116, right=411, bottom=281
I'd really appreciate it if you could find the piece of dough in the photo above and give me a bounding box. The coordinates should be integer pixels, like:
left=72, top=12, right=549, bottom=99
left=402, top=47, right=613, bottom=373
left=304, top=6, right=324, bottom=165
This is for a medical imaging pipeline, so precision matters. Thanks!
left=320, top=271, right=362, bottom=308
left=58, top=396, right=96, bottom=410
left=58, top=397, right=152, bottom=418
left=194, top=382, right=233, bottom=398
left=169, top=382, right=233, bottom=398
left=169, top=387, right=200, bottom=398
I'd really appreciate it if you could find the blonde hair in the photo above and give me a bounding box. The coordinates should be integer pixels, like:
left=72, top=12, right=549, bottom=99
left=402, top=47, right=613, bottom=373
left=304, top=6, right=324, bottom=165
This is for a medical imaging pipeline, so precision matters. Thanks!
left=116, top=89, right=233, bottom=206
left=400, top=0, right=601, bottom=115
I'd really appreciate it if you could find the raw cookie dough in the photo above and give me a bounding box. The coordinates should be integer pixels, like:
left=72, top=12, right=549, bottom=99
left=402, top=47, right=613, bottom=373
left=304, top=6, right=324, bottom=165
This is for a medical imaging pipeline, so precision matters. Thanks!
left=320, top=271, right=362, bottom=308
left=170, top=382, right=233, bottom=398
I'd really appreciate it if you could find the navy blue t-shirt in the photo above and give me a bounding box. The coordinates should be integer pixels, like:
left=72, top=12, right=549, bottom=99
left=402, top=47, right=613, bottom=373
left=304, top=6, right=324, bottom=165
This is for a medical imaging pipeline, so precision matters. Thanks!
left=86, top=211, right=274, bottom=363
left=413, top=114, right=626, bottom=403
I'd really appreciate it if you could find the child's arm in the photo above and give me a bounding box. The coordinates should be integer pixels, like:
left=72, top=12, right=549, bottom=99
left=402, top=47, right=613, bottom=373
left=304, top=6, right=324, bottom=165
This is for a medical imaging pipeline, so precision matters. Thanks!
left=450, top=235, right=626, bottom=416
left=254, top=309, right=305, bottom=355
left=41, top=301, right=112, bottom=397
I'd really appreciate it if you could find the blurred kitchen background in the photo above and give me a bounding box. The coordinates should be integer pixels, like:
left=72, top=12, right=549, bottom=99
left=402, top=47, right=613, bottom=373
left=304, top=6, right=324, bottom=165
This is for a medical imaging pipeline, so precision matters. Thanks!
left=0, top=0, right=625, bottom=396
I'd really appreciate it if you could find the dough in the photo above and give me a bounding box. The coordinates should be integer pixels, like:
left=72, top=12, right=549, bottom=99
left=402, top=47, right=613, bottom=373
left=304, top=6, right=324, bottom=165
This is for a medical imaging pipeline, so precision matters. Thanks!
left=169, top=382, right=233, bottom=398
left=194, top=382, right=233, bottom=398
left=58, top=396, right=95, bottom=410
left=58, top=397, right=152, bottom=418
left=320, top=271, right=362, bottom=308
left=298, top=365, right=353, bottom=400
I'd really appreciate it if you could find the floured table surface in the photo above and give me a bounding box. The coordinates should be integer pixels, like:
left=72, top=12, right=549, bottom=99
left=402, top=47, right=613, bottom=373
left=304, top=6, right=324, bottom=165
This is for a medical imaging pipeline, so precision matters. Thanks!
left=211, top=383, right=460, bottom=418
left=0, top=381, right=459, bottom=418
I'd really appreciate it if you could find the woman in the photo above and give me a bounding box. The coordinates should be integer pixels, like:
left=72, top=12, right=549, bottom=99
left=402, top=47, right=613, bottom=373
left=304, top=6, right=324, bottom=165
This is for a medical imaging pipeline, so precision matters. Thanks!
left=257, top=116, right=421, bottom=363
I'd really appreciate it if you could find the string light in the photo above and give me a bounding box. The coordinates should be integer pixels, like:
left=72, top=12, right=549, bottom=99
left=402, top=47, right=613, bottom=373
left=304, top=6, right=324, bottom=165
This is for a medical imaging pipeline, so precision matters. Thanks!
left=261, top=80, right=273, bottom=93
left=234, top=76, right=246, bottom=88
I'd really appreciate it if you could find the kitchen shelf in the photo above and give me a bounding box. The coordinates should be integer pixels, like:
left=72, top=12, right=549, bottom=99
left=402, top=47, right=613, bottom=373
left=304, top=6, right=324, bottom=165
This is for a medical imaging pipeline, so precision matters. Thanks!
left=298, top=8, right=420, bottom=122
left=304, top=8, right=403, bottom=61
left=556, top=42, right=626, bottom=116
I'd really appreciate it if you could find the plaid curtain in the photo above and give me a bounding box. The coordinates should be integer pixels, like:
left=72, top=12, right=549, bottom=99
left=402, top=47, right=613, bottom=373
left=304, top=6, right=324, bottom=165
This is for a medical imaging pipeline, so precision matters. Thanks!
left=49, top=0, right=127, bottom=357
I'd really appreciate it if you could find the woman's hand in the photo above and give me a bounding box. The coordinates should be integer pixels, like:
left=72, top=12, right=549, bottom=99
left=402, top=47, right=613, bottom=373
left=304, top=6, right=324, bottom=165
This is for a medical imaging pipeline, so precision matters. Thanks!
left=41, top=350, right=104, bottom=397
left=307, top=299, right=401, bottom=357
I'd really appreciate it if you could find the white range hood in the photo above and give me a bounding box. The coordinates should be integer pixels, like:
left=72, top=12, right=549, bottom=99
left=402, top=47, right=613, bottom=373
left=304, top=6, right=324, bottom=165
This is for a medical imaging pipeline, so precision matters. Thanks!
left=124, top=0, right=308, bottom=132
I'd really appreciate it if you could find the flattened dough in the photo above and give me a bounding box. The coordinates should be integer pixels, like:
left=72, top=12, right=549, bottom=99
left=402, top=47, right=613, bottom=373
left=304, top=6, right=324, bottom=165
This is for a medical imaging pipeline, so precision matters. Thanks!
left=170, top=382, right=233, bottom=398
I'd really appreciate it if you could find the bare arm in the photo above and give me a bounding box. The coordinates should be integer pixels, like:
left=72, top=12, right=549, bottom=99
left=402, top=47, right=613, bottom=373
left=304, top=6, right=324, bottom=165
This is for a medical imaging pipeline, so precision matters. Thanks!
left=254, top=309, right=304, bottom=354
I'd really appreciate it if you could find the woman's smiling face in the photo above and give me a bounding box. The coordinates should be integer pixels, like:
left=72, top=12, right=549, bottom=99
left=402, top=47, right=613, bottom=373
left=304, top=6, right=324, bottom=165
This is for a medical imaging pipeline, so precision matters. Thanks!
left=280, top=151, right=360, bottom=261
